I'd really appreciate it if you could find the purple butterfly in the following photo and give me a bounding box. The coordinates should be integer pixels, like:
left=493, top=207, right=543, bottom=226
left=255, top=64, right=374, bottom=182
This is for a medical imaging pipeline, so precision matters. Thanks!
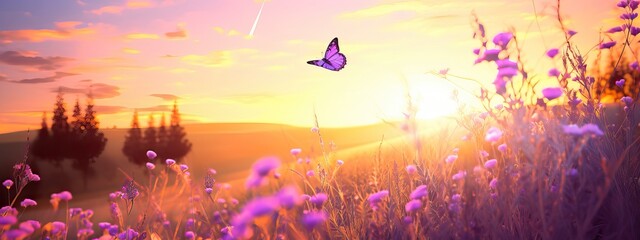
left=307, top=37, right=347, bottom=71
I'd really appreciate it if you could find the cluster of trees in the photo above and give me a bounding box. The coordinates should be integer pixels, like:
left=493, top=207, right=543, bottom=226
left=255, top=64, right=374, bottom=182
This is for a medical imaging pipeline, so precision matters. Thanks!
left=31, top=90, right=108, bottom=173
left=122, top=101, right=192, bottom=165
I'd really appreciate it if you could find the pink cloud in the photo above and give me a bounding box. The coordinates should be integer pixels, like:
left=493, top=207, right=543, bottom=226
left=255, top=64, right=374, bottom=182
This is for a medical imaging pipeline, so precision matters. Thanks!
left=0, top=51, right=74, bottom=70
left=0, top=22, right=98, bottom=43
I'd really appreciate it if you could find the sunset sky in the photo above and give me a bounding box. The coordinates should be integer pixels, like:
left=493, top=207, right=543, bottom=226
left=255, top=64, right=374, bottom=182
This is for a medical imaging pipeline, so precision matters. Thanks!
left=0, top=0, right=618, bottom=133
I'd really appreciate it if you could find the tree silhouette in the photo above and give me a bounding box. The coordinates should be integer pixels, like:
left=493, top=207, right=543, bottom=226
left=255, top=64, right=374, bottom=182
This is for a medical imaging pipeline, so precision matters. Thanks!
left=157, top=113, right=168, bottom=158
left=31, top=112, right=51, bottom=160
left=123, top=110, right=146, bottom=165
left=49, top=89, right=70, bottom=164
left=164, top=101, right=192, bottom=161
left=144, top=113, right=157, bottom=156
left=70, top=94, right=107, bottom=186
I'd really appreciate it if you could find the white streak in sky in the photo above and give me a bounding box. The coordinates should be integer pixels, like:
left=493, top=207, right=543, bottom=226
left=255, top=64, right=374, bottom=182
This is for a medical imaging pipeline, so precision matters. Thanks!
left=249, top=0, right=266, bottom=37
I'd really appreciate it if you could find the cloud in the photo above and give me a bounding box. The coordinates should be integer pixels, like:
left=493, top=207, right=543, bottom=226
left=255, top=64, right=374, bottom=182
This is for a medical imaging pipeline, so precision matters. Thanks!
left=137, top=105, right=171, bottom=112
left=122, top=48, right=141, bottom=54
left=150, top=94, right=180, bottom=101
left=11, top=72, right=77, bottom=84
left=0, top=73, right=6, bottom=82
left=165, top=26, right=187, bottom=39
left=0, top=21, right=98, bottom=43
left=55, top=83, right=121, bottom=99
left=0, top=51, right=73, bottom=70
left=94, top=106, right=127, bottom=114
left=181, top=51, right=232, bottom=68
left=125, top=33, right=160, bottom=39
left=90, top=0, right=155, bottom=15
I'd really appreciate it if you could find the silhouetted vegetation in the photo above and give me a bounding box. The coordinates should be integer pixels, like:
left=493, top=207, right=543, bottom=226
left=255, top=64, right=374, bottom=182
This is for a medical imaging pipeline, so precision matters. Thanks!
left=31, top=89, right=108, bottom=178
left=123, top=101, right=192, bottom=165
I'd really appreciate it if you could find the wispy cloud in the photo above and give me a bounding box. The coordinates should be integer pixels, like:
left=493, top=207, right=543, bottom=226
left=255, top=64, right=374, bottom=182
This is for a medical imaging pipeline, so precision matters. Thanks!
left=55, top=83, right=121, bottom=99
left=0, top=51, right=74, bottom=71
left=0, top=22, right=98, bottom=43
left=137, top=105, right=171, bottom=112
left=11, top=72, right=77, bottom=84
left=181, top=51, right=233, bottom=68
left=165, top=26, right=187, bottom=39
left=94, top=106, right=128, bottom=114
left=89, top=0, right=155, bottom=15
left=122, top=48, right=141, bottom=54
left=125, top=33, right=160, bottom=39
left=150, top=94, right=180, bottom=101
left=0, top=73, right=6, bottom=82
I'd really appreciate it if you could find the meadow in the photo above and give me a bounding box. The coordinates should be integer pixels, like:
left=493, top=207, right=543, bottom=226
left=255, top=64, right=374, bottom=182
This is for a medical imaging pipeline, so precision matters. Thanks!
left=2, top=0, right=640, bottom=239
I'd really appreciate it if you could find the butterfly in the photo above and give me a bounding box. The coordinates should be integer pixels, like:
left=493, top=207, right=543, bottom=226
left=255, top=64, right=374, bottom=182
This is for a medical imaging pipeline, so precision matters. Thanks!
left=307, top=37, right=347, bottom=71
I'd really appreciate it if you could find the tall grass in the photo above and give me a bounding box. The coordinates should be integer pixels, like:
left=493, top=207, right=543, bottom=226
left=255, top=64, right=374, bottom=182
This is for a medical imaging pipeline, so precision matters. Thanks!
left=2, top=0, right=640, bottom=239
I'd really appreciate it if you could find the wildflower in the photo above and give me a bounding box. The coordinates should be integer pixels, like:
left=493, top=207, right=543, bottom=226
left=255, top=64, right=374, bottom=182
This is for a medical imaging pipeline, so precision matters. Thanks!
left=482, top=48, right=501, bottom=62
left=484, top=159, right=498, bottom=169
left=410, top=185, right=428, bottom=199
left=121, top=180, right=139, bottom=202
left=252, top=156, right=281, bottom=177
left=311, top=126, right=319, bottom=133
left=607, top=26, right=624, bottom=33
left=179, top=164, right=189, bottom=172
left=367, top=190, right=389, bottom=210
left=146, top=150, right=157, bottom=160
left=166, top=159, right=176, bottom=165
left=485, top=127, right=503, bottom=142
left=451, top=194, right=462, bottom=202
left=445, top=154, right=458, bottom=164
left=306, top=170, right=315, bottom=177
left=490, top=178, right=498, bottom=189
left=498, top=67, right=518, bottom=79
left=452, top=171, right=467, bottom=181
left=277, top=186, right=302, bottom=209
left=580, top=123, right=604, bottom=136
left=493, top=77, right=507, bottom=94
left=310, top=193, right=328, bottom=209
left=20, top=198, right=37, bottom=208
left=439, top=68, right=449, bottom=75
left=290, top=148, right=302, bottom=156
left=567, top=168, right=579, bottom=177
left=492, top=32, right=513, bottom=48
left=622, top=96, right=634, bottom=106
left=632, top=61, right=640, bottom=70
left=185, top=231, right=196, bottom=240
left=243, top=196, right=280, bottom=217
left=600, top=41, right=617, bottom=49
left=542, top=87, right=563, bottom=100
left=0, top=215, right=17, bottom=226
left=146, top=162, right=155, bottom=170
left=498, top=143, right=507, bottom=152
left=3, top=179, right=13, bottom=189
left=301, top=194, right=311, bottom=201
left=2, top=230, right=28, bottom=239
left=494, top=103, right=503, bottom=110
left=77, top=229, right=94, bottom=238
left=546, top=48, right=559, bottom=58
left=618, top=0, right=628, bottom=8
left=51, top=221, right=66, bottom=235
left=563, top=124, right=582, bottom=135
left=403, top=216, right=413, bottom=224
left=616, top=79, right=625, bottom=88
left=620, top=12, right=638, bottom=20
left=567, top=30, right=577, bottom=36
left=406, top=165, right=417, bottom=174
left=28, top=174, right=40, bottom=182
left=632, top=0, right=640, bottom=10
left=19, top=220, right=40, bottom=234
left=405, top=199, right=422, bottom=213
left=301, top=211, right=327, bottom=230
left=472, top=48, right=480, bottom=55
left=108, top=225, right=119, bottom=236
left=118, top=228, right=139, bottom=240
left=98, top=222, right=111, bottom=229
left=548, top=68, right=560, bottom=77
left=337, top=159, right=344, bottom=165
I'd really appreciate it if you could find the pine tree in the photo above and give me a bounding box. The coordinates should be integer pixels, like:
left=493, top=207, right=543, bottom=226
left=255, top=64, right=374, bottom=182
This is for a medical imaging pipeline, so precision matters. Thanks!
left=157, top=113, right=168, bottom=157
left=164, top=101, right=192, bottom=161
left=70, top=98, right=84, bottom=135
left=144, top=113, right=157, bottom=156
left=32, top=112, right=51, bottom=159
left=50, top=89, right=70, bottom=163
left=123, top=110, right=146, bottom=165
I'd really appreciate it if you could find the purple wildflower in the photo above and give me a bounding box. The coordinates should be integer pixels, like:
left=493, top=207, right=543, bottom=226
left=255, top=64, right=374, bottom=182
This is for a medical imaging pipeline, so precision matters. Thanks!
left=607, top=26, right=624, bottom=33
left=337, top=159, right=344, bottom=165
left=485, top=127, right=503, bottom=142
left=631, top=0, right=640, bottom=10
left=405, top=199, right=422, bottom=213
left=546, top=48, right=559, bottom=58
left=490, top=178, right=498, bottom=189
left=51, top=221, right=66, bottom=236
left=306, top=170, right=315, bottom=177
left=98, top=222, right=111, bottom=229
left=479, top=150, right=489, bottom=158
left=633, top=27, right=640, bottom=36
left=600, top=41, right=617, bottom=49
left=406, top=164, right=417, bottom=174
left=621, top=12, right=638, bottom=20
left=548, top=68, right=560, bottom=77
left=567, top=30, right=577, bottom=36
left=179, top=164, right=189, bottom=172
left=252, top=156, right=281, bottom=177
left=452, top=171, right=467, bottom=181
left=482, top=48, right=501, bottom=62
left=473, top=48, right=480, bottom=55
left=622, top=96, right=634, bottom=106
left=301, top=211, right=327, bottom=230
left=618, top=0, right=628, bottom=8
left=581, top=124, right=604, bottom=136
left=185, top=231, right=195, bottom=240
left=445, top=154, right=458, bottom=164
left=19, top=220, right=40, bottom=234
left=146, top=162, right=155, bottom=170
left=410, top=185, right=428, bottom=199
left=616, top=79, right=626, bottom=88
left=310, top=193, right=328, bottom=209
left=368, top=190, right=389, bottom=210
left=290, top=148, right=302, bottom=156
left=498, top=143, right=507, bottom=152
left=118, top=228, right=139, bottom=240
left=484, top=159, right=498, bottom=169
left=3, top=179, right=13, bottom=189
left=166, top=159, right=176, bottom=165
left=542, top=87, right=563, bottom=100
left=0, top=215, right=17, bottom=226
left=108, top=225, right=119, bottom=236
left=20, top=198, right=37, bottom=208
left=492, top=32, right=513, bottom=48
left=2, top=230, right=28, bottom=239
left=567, top=168, right=579, bottom=177
left=277, top=186, right=302, bottom=209
left=146, top=150, right=157, bottom=160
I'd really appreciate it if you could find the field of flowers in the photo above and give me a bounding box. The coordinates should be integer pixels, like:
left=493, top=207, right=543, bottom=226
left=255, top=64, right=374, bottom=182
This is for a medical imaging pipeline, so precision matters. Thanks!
left=2, top=0, right=640, bottom=239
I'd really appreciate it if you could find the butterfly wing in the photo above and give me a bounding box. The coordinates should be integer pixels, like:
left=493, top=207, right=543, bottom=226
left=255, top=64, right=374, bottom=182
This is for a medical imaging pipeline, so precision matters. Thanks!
left=307, top=37, right=347, bottom=71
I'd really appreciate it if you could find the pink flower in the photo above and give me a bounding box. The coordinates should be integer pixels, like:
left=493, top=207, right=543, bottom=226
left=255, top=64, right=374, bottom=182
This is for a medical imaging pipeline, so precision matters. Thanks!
left=146, top=162, right=155, bottom=170
left=405, top=199, right=422, bottom=213
left=546, top=48, right=559, bottom=58
left=166, top=159, right=176, bottom=165
left=301, top=211, right=327, bottom=230
left=452, top=171, right=467, bottom=181
left=367, top=190, right=389, bottom=210
left=485, top=127, right=503, bottom=142
left=479, top=150, right=489, bottom=158
left=542, top=87, right=563, bottom=100
left=276, top=186, right=302, bottom=209
left=290, top=148, right=302, bottom=156
left=445, top=155, right=458, bottom=164
left=310, top=193, right=328, bottom=209
left=252, top=156, right=281, bottom=177
left=482, top=49, right=501, bottom=62
left=20, top=198, right=37, bottom=208
left=306, top=170, right=315, bottom=177
left=410, top=185, right=428, bottom=199
left=567, top=30, right=577, bottom=36
left=492, top=32, right=513, bottom=48
left=0, top=215, right=17, bottom=226
left=337, top=159, right=344, bottom=165
left=3, top=179, right=13, bottom=189
left=311, top=127, right=319, bottom=133
left=146, top=150, right=157, bottom=160
left=406, top=165, right=417, bottom=174
left=54, top=191, right=73, bottom=201
left=490, top=178, right=498, bottom=189
left=484, top=159, right=498, bottom=169
left=548, top=68, right=560, bottom=77
left=622, top=96, right=634, bottom=106
left=179, top=164, right=189, bottom=172
left=498, top=143, right=507, bottom=152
